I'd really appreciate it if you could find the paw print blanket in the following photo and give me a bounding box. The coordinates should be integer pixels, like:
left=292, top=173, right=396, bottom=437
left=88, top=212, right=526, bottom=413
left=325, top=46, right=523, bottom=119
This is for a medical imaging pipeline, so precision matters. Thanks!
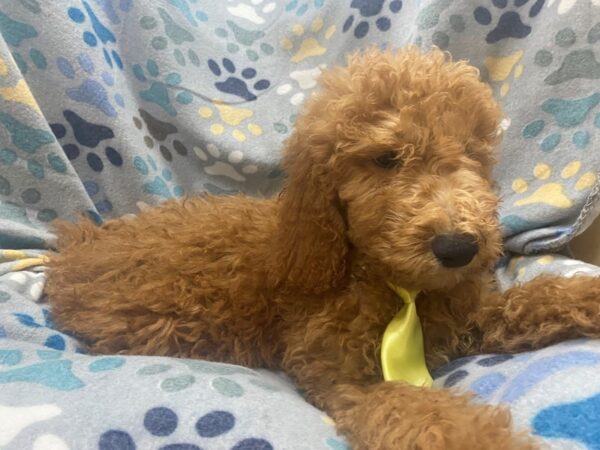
left=1, top=1, right=600, bottom=449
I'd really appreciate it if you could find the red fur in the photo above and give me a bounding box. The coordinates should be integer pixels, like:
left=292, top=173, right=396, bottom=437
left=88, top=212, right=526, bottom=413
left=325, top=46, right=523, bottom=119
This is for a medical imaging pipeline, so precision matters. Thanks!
left=45, top=48, right=600, bottom=449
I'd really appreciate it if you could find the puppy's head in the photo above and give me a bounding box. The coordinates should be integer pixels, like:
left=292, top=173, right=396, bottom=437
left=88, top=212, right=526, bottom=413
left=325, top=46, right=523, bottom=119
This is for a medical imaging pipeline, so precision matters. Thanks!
left=277, top=47, right=503, bottom=292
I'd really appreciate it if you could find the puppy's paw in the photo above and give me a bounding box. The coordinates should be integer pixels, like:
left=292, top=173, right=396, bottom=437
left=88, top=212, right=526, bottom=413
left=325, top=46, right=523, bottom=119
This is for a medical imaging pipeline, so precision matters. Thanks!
left=331, top=382, right=540, bottom=450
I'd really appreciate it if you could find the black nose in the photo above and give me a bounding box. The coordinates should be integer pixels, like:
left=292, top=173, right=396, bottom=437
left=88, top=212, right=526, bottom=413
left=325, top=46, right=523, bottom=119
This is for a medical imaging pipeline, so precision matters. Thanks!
left=431, top=233, right=479, bottom=268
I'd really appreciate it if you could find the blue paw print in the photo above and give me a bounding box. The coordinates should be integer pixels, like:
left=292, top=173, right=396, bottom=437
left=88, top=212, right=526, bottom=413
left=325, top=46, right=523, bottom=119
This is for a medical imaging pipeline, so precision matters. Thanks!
left=9, top=47, right=47, bottom=75
left=50, top=110, right=123, bottom=173
left=343, top=0, right=403, bottom=39
left=0, top=112, right=64, bottom=184
left=67, top=1, right=123, bottom=69
left=56, top=52, right=124, bottom=117
left=133, top=154, right=184, bottom=199
left=207, top=58, right=270, bottom=101
left=13, top=309, right=66, bottom=350
left=168, top=0, right=208, bottom=27
left=285, top=0, right=325, bottom=17
left=99, top=406, right=274, bottom=450
left=474, top=0, right=545, bottom=44
left=522, top=93, right=600, bottom=153
left=0, top=348, right=124, bottom=391
left=0, top=12, right=45, bottom=75
left=94, top=0, right=133, bottom=24
left=82, top=180, right=113, bottom=214
left=133, top=59, right=192, bottom=116
left=133, top=109, right=189, bottom=163
left=533, top=392, right=600, bottom=449
left=214, top=21, right=275, bottom=62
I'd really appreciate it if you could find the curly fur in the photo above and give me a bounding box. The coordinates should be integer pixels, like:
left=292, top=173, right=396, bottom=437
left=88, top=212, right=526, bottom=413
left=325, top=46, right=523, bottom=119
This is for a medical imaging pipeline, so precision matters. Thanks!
left=45, top=48, right=600, bottom=449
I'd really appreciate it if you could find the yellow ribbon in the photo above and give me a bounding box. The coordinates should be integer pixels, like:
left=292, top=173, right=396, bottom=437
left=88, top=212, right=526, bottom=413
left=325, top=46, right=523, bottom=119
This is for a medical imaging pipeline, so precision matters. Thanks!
left=381, top=283, right=433, bottom=387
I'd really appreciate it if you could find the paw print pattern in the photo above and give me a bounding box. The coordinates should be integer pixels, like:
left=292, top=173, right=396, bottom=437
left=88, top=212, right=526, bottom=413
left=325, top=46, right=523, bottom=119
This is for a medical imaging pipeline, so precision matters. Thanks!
left=0, top=405, right=67, bottom=450
left=273, top=113, right=298, bottom=135
left=415, top=0, right=452, bottom=31
left=82, top=180, right=113, bottom=214
left=56, top=52, right=124, bottom=117
left=504, top=255, right=532, bottom=280
left=166, top=0, right=208, bottom=28
left=343, top=0, right=403, bottom=39
left=0, top=348, right=125, bottom=392
left=138, top=5, right=207, bottom=67
left=507, top=255, right=600, bottom=280
left=436, top=341, right=600, bottom=427
left=194, top=140, right=259, bottom=183
left=50, top=110, right=122, bottom=173
left=133, top=154, right=184, bottom=199
left=276, top=64, right=325, bottom=105
left=522, top=93, right=600, bottom=152
left=132, top=109, right=189, bottom=163
left=67, top=2, right=123, bottom=69
left=93, top=0, right=133, bottom=24
left=0, top=185, right=58, bottom=225
left=99, top=406, right=273, bottom=450
left=416, top=15, right=468, bottom=50
left=136, top=359, right=269, bottom=393
left=412, top=0, right=467, bottom=50
left=12, top=308, right=65, bottom=351
left=133, top=59, right=194, bottom=116
left=226, top=0, right=276, bottom=25
left=511, top=161, right=596, bottom=209
left=484, top=50, right=524, bottom=97
left=214, top=20, right=275, bottom=62
left=0, top=72, right=37, bottom=120
left=286, top=0, right=325, bottom=17
left=474, top=0, right=545, bottom=44
left=280, top=17, right=336, bottom=64
left=0, top=10, right=47, bottom=75
left=0, top=112, right=63, bottom=204
left=534, top=392, right=600, bottom=448
left=208, top=58, right=270, bottom=101
left=534, top=22, right=600, bottom=86
left=198, top=101, right=263, bottom=142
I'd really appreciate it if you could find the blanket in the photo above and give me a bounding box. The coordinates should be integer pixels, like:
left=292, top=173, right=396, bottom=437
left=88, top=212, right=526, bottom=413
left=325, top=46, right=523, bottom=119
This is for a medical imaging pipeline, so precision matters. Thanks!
left=1, top=0, right=600, bottom=448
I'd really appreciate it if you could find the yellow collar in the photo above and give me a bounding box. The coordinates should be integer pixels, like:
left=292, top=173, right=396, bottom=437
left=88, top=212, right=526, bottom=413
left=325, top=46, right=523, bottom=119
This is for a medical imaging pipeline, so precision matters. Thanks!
left=381, top=283, right=433, bottom=387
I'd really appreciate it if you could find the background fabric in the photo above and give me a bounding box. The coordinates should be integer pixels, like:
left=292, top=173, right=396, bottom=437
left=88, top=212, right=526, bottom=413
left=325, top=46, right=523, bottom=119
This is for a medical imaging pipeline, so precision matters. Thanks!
left=1, top=0, right=600, bottom=449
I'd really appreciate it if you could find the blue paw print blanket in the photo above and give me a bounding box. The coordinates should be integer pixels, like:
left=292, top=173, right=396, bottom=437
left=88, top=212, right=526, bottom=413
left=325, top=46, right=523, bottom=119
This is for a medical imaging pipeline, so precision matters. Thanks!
left=1, top=1, right=600, bottom=449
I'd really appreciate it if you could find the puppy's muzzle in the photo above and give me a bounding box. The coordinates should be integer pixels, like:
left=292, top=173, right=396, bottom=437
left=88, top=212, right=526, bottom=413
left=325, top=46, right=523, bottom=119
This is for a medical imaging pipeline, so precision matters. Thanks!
left=431, top=233, right=479, bottom=268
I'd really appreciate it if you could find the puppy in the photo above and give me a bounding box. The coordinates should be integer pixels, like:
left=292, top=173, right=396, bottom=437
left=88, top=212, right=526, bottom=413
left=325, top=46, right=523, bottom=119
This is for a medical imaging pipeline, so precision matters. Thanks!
left=45, top=48, right=600, bottom=449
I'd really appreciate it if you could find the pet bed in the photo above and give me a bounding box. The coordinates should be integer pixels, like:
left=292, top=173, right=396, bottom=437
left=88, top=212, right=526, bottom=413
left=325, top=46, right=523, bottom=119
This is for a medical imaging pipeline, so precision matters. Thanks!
left=1, top=1, right=600, bottom=448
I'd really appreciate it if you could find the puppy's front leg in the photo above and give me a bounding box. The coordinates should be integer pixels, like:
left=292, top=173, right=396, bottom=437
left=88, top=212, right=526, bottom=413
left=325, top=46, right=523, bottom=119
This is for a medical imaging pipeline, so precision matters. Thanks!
left=474, top=276, right=600, bottom=353
left=329, top=381, right=536, bottom=450
left=282, top=297, right=537, bottom=450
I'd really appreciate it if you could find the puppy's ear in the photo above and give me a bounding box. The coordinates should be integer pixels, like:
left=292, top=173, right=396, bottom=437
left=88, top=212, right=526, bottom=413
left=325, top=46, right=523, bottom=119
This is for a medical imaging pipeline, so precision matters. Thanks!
left=269, top=130, right=349, bottom=294
left=467, top=101, right=504, bottom=180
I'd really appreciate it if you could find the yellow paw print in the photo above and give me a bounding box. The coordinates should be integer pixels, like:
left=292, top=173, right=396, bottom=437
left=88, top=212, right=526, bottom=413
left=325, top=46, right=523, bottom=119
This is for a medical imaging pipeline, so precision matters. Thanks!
left=536, top=255, right=555, bottom=265
left=321, top=415, right=335, bottom=427
left=198, top=101, right=263, bottom=142
left=0, top=56, right=7, bottom=76
left=0, top=55, right=40, bottom=112
left=280, top=17, right=336, bottom=64
left=506, top=255, right=527, bottom=279
left=512, top=161, right=597, bottom=208
left=484, top=50, right=524, bottom=97
left=1, top=250, right=49, bottom=271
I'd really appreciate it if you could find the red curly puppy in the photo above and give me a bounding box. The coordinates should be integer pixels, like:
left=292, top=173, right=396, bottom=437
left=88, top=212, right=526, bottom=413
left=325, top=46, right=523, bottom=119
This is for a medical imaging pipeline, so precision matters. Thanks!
left=45, top=48, right=600, bottom=449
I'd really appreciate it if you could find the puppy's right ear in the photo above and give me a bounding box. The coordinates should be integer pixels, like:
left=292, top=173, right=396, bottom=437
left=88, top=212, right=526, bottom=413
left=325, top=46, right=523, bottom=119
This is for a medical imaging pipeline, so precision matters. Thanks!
left=268, top=122, right=349, bottom=294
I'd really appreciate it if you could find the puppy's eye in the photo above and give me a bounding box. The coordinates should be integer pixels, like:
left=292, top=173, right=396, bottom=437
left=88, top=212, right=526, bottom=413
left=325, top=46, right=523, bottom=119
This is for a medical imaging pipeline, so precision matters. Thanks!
left=373, top=152, right=401, bottom=169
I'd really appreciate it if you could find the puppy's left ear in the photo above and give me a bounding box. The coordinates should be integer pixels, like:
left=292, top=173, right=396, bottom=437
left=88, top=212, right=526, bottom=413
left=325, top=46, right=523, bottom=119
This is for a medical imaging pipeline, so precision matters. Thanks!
left=467, top=90, right=505, bottom=179
left=268, top=127, right=349, bottom=294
